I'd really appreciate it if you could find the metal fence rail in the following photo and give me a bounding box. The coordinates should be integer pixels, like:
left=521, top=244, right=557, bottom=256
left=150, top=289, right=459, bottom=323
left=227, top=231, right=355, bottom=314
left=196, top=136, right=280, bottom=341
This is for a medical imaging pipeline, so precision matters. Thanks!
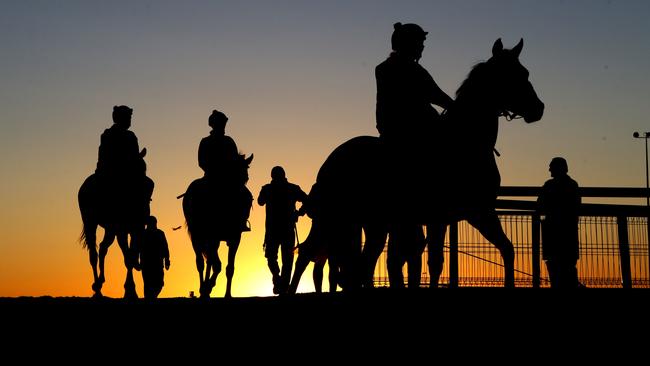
left=372, top=186, right=650, bottom=288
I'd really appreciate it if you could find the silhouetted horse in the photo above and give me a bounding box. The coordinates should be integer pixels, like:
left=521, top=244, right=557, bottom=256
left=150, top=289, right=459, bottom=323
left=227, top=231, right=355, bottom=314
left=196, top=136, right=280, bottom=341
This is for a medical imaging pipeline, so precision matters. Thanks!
left=181, top=154, right=253, bottom=298
left=293, top=39, right=544, bottom=291
left=78, top=150, right=153, bottom=298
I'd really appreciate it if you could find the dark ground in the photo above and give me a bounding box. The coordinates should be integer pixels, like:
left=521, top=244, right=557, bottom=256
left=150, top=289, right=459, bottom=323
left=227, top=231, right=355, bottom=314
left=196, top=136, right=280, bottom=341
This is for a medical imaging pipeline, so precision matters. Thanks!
left=2, top=288, right=648, bottom=359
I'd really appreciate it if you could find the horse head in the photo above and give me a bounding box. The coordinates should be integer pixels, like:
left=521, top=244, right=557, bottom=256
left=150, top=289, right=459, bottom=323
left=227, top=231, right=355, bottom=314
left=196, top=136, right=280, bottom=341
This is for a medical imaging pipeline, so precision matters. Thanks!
left=486, top=38, right=544, bottom=123
left=238, top=153, right=254, bottom=186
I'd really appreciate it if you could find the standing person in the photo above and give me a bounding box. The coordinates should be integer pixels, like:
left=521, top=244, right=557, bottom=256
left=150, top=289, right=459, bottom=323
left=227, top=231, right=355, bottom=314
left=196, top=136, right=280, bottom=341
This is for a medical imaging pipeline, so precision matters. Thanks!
left=258, top=166, right=308, bottom=295
left=537, top=157, right=583, bottom=288
left=198, top=109, right=253, bottom=231
left=139, top=216, right=170, bottom=299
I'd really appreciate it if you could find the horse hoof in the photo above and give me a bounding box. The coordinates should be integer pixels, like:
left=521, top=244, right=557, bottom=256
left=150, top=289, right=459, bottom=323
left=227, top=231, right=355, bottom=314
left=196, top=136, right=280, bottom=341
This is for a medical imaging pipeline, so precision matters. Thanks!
left=92, top=291, right=104, bottom=299
left=124, top=292, right=139, bottom=300
left=92, top=281, right=102, bottom=292
left=123, top=287, right=139, bottom=300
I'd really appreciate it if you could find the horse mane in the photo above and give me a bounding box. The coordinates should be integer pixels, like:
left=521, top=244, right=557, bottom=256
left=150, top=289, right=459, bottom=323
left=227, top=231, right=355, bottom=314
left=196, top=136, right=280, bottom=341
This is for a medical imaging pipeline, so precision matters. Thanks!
left=455, top=61, right=490, bottom=99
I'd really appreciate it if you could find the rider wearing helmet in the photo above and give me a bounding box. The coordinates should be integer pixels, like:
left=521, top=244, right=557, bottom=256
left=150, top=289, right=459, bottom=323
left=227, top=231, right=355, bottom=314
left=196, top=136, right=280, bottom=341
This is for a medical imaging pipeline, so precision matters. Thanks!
left=198, top=109, right=253, bottom=232
left=375, top=22, right=453, bottom=144
left=375, top=23, right=454, bottom=223
left=198, top=110, right=240, bottom=180
left=96, top=105, right=142, bottom=180
left=95, top=105, right=147, bottom=219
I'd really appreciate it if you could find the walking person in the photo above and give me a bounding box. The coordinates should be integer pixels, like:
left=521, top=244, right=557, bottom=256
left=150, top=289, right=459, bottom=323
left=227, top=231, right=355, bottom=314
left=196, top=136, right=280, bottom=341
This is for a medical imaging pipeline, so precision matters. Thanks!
left=139, top=216, right=171, bottom=299
left=258, top=166, right=308, bottom=294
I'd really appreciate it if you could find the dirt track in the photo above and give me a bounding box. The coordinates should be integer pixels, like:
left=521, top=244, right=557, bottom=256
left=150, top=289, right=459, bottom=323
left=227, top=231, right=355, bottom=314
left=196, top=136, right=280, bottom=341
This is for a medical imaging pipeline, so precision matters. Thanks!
left=2, top=288, right=647, bottom=357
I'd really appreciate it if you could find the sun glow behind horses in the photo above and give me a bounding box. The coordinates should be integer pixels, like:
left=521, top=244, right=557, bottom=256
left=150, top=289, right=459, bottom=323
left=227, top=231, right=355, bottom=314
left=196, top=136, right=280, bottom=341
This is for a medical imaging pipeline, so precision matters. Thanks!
left=2, top=2, right=649, bottom=298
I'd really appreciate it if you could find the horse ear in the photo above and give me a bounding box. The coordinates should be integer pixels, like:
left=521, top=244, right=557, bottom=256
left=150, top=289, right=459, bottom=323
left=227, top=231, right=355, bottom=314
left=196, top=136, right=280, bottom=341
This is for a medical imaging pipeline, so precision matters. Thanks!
left=512, top=38, right=523, bottom=57
left=246, top=153, right=254, bottom=164
left=492, top=38, right=503, bottom=56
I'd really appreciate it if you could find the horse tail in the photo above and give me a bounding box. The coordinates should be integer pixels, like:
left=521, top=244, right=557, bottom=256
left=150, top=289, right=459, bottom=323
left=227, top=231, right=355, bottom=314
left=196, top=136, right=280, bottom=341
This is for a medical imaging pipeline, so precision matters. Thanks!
left=78, top=227, right=87, bottom=249
left=78, top=174, right=98, bottom=251
left=181, top=184, right=196, bottom=242
left=184, top=219, right=193, bottom=242
left=78, top=222, right=97, bottom=251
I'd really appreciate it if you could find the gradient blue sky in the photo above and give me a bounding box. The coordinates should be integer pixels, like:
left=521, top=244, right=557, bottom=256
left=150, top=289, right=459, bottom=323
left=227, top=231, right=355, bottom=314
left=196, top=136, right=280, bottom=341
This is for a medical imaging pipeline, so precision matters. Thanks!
left=1, top=0, right=649, bottom=297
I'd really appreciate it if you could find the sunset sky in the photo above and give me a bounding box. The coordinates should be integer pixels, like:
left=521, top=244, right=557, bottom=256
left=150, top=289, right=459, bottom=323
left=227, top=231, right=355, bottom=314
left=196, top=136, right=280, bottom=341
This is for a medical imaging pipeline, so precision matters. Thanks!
left=1, top=0, right=649, bottom=298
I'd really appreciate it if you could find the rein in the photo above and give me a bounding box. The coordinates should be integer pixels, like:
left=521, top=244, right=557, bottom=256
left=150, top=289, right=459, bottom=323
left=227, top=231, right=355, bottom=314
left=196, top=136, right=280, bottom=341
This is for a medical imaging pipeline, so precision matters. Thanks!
left=499, top=110, right=523, bottom=121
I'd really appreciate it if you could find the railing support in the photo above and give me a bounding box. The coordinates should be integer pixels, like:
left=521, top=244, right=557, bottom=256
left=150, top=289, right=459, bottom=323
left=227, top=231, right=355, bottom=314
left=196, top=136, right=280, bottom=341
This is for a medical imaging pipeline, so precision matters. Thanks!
left=531, top=214, right=541, bottom=288
left=617, top=216, right=632, bottom=288
left=449, top=221, right=459, bottom=288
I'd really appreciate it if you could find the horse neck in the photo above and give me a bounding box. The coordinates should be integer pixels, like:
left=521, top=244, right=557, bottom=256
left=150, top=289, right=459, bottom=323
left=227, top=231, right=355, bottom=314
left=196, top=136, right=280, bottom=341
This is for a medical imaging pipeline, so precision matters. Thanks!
left=450, top=89, right=500, bottom=148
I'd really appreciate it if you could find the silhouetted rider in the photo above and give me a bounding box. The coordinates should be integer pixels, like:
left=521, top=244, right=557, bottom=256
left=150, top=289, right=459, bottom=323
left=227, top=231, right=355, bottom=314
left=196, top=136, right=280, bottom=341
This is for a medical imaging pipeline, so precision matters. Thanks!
left=375, top=22, right=453, bottom=145
left=198, top=109, right=253, bottom=231
left=375, top=23, right=453, bottom=223
left=199, top=110, right=240, bottom=181
left=96, top=105, right=143, bottom=180
left=95, top=105, right=148, bottom=218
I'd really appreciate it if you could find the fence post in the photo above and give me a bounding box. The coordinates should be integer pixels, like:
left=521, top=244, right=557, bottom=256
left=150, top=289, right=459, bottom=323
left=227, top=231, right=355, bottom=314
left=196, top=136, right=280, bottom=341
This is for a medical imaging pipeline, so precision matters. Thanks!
left=531, top=213, right=541, bottom=288
left=449, top=220, right=459, bottom=288
left=617, top=216, right=632, bottom=288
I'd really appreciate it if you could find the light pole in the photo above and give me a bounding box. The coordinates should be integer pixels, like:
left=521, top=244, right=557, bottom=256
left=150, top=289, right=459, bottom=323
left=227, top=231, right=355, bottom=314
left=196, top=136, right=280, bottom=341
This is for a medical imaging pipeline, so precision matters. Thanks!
left=633, top=131, right=650, bottom=207
left=633, top=131, right=650, bottom=286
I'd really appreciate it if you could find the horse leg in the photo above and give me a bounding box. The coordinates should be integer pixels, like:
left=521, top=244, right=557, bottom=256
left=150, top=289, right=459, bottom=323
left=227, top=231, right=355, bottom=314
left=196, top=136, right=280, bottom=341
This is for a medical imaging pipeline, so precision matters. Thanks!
left=468, top=212, right=515, bottom=288
left=96, top=230, right=115, bottom=295
left=203, top=243, right=221, bottom=298
left=406, top=225, right=426, bottom=289
left=361, top=224, right=388, bottom=288
left=117, top=232, right=138, bottom=299
left=224, top=237, right=241, bottom=298
left=386, top=229, right=405, bottom=289
left=327, top=258, right=339, bottom=292
left=426, top=222, right=447, bottom=288
left=193, top=244, right=206, bottom=298
left=84, top=225, right=101, bottom=297
left=312, top=258, right=325, bottom=293
left=335, top=224, right=363, bottom=292
left=287, top=252, right=311, bottom=295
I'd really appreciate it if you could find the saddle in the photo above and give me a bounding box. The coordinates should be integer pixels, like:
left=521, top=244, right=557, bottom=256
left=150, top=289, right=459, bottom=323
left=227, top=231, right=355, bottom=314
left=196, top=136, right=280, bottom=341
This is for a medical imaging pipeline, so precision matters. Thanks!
left=94, top=173, right=153, bottom=226
left=187, top=177, right=252, bottom=234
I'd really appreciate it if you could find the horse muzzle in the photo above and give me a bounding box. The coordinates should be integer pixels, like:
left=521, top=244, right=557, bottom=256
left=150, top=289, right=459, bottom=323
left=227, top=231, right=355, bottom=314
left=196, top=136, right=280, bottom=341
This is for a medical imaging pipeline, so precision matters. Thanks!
left=523, top=101, right=544, bottom=123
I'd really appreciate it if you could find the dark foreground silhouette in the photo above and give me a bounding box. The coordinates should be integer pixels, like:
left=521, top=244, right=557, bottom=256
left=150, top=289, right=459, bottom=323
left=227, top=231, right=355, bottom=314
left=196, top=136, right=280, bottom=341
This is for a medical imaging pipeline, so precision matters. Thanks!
left=258, top=166, right=308, bottom=295
left=289, top=38, right=544, bottom=292
left=3, top=288, right=646, bottom=355
left=181, top=154, right=253, bottom=298
left=538, top=157, right=583, bottom=288
left=180, top=110, right=253, bottom=299
left=78, top=106, right=154, bottom=299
